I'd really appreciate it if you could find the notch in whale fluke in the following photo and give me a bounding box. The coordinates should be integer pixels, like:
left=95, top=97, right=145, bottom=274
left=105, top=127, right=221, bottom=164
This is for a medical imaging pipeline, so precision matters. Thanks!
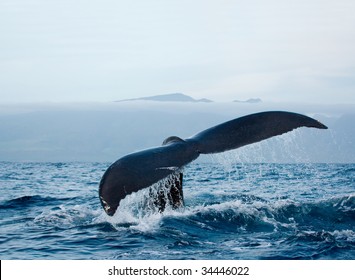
left=99, top=111, right=327, bottom=216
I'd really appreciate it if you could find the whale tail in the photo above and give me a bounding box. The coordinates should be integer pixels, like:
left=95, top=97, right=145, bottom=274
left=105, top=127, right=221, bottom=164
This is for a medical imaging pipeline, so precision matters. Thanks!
left=99, top=111, right=327, bottom=216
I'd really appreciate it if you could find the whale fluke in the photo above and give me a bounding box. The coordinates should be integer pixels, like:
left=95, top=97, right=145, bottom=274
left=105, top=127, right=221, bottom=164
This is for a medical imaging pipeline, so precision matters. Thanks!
left=99, top=111, right=327, bottom=216
left=192, top=111, right=327, bottom=154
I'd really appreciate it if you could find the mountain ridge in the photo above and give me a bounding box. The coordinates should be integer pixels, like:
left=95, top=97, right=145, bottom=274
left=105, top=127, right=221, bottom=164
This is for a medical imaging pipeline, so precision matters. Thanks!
left=115, top=93, right=213, bottom=103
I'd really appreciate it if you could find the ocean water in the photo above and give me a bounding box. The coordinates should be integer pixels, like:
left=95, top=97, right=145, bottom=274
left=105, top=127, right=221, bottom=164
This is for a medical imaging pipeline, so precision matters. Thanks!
left=0, top=161, right=354, bottom=260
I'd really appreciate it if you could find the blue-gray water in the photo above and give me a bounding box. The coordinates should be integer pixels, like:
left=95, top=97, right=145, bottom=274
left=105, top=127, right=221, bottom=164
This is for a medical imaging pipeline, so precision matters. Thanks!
left=0, top=161, right=354, bottom=260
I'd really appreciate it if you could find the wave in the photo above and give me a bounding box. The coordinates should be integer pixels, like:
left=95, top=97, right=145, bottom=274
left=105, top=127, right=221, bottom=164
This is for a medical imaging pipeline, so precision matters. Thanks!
left=10, top=191, right=351, bottom=236
left=33, top=204, right=101, bottom=228
left=11, top=191, right=353, bottom=245
left=103, top=192, right=355, bottom=234
left=0, top=195, right=72, bottom=210
left=2, top=193, right=353, bottom=260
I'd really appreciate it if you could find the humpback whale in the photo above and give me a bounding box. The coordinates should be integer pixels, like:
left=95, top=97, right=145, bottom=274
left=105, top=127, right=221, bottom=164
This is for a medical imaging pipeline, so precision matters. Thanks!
left=99, top=111, right=327, bottom=216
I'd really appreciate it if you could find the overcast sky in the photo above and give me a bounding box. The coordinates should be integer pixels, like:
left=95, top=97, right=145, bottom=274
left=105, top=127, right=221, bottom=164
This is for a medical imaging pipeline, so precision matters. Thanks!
left=1, top=0, right=355, bottom=104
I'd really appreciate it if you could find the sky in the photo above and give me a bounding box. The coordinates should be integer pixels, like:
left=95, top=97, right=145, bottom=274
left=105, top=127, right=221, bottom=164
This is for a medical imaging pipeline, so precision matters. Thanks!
left=1, top=0, right=355, bottom=104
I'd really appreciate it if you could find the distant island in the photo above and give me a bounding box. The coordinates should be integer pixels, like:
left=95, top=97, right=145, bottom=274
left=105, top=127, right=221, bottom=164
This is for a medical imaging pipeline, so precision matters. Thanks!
left=116, top=93, right=213, bottom=103
left=234, top=98, right=262, bottom=104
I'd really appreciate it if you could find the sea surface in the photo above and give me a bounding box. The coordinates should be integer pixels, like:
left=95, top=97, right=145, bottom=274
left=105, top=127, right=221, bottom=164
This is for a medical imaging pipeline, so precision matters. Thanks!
left=0, top=161, right=354, bottom=260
